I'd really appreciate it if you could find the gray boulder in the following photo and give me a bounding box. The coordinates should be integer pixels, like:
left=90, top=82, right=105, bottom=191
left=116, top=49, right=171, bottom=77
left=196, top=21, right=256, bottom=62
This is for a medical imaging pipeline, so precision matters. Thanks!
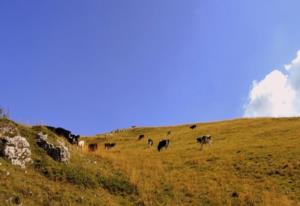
left=36, top=133, right=70, bottom=163
left=0, top=136, right=32, bottom=169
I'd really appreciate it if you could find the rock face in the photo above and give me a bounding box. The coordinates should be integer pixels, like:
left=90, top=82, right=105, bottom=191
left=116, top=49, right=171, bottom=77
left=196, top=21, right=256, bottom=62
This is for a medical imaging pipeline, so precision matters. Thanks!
left=0, top=136, right=32, bottom=169
left=36, top=133, right=70, bottom=163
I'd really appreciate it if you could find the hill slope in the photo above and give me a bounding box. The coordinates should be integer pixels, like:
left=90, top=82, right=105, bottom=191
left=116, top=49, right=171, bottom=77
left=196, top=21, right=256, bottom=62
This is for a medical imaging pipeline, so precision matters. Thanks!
left=1, top=117, right=300, bottom=206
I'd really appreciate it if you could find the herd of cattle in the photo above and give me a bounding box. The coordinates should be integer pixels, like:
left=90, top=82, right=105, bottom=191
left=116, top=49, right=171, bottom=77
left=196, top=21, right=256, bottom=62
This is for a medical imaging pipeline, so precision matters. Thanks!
left=45, top=124, right=212, bottom=152
left=45, top=125, right=212, bottom=152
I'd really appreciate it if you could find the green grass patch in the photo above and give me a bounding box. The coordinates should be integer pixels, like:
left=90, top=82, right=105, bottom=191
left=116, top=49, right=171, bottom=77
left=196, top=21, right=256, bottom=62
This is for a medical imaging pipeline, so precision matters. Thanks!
left=96, top=172, right=138, bottom=196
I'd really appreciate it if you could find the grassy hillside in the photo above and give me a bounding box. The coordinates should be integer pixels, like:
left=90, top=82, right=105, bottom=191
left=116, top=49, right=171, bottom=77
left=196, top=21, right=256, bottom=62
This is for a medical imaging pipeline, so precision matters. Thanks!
left=1, top=117, right=300, bottom=205
left=0, top=118, right=138, bottom=206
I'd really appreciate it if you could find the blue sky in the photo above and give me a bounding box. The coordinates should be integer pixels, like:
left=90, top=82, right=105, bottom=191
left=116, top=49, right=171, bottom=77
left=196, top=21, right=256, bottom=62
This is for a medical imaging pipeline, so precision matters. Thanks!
left=1, top=1, right=300, bottom=135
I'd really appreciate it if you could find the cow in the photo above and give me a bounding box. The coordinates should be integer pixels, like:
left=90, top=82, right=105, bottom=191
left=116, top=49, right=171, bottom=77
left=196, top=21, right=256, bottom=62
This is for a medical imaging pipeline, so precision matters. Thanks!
left=45, top=126, right=80, bottom=145
left=190, top=125, right=197, bottom=129
left=105, top=143, right=116, bottom=150
left=157, top=139, right=170, bottom=152
left=167, top=130, right=171, bottom=136
left=148, top=139, right=153, bottom=147
left=70, top=134, right=80, bottom=145
left=196, top=135, right=212, bottom=150
left=138, top=134, right=144, bottom=140
left=78, top=140, right=85, bottom=148
left=88, top=143, right=98, bottom=152
left=54, top=127, right=72, bottom=138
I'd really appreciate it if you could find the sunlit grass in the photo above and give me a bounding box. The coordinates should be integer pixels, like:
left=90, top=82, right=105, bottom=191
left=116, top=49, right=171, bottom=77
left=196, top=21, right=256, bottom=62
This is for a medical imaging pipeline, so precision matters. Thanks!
left=1, top=117, right=300, bottom=205
left=85, top=118, right=300, bottom=206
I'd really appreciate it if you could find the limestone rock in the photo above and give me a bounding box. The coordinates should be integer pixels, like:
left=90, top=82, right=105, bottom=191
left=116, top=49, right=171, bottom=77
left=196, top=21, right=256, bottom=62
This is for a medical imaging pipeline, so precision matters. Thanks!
left=0, top=136, right=32, bottom=169
left=36, top=133, right=70, bottom=163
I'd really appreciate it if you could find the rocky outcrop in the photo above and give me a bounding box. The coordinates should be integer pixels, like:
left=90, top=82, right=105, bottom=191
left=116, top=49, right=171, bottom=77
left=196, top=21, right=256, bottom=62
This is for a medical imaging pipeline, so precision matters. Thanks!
left=0, top=136, right=32, bottom=169
left=36, top=133, right=70, bottom=163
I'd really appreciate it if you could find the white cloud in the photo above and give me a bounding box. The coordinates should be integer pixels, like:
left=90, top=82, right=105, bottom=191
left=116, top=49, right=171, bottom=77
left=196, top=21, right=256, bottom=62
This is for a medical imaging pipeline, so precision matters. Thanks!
left=244, top=50, right=300, bottom=117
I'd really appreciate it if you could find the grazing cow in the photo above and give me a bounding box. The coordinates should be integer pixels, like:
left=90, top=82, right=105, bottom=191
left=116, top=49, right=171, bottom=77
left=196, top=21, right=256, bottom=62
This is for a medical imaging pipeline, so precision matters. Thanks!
left=45, top=126, right=80, bottom=145
left=148, top=139, right=153, bottom=147
left=54, top=127, right=72, bottom=138
left=190, top=125, right=197, bottom=129
left=196, top=135, right=212, bottom=150
left=105, top=143, right=116, bottom=150
left=157, top=139, right=170, bottom=152
left=88, top=143, right=98, bottom=152
left=70, top=134, right=80, bottom=145
left=138, top=134, right=144, bottom=140
left=78, top=140, right=85, bottom=148
left=167, top=130, right=171, bottom=136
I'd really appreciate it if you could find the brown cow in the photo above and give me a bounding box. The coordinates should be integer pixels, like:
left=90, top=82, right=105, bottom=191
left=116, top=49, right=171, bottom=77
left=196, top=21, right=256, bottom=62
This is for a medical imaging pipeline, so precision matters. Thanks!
left=88, top=143, right=98, bottom=152
left=104, top=143, right=116, bottom=150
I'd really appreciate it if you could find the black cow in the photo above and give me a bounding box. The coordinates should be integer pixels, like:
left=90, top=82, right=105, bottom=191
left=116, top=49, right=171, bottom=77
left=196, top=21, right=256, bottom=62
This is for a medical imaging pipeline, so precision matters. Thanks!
left=190, top=125, right=197, bottom=129
left=70, top=134, right=80, bottom=145
left=45, top=126, right=71, bottom=138
left=54, top=127, right=71, bottom=138
left=88, top=143, right=98, bottom=152
left=104, top=143, right=116, bottom=150
left=138, top=134, right=144, bottom=140
left=196, top=135, right=212, bottom=150
left=157, top=139, right=170, bottom=152
left=45, top=126, right=80, bottom=145
left=148, top=139, right=153, bottom=147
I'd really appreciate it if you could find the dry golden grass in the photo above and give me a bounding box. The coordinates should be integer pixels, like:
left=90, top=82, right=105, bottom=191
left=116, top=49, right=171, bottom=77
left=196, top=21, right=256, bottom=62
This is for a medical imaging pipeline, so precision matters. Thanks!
left=84, top=118, right=300, bottom=206
left=1, top=117, right=300, bottom=205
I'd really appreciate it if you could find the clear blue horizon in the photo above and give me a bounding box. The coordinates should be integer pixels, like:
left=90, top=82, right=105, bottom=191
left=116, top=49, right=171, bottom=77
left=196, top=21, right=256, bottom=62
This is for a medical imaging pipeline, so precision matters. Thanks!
left=1, top=1, right=300, bottom=135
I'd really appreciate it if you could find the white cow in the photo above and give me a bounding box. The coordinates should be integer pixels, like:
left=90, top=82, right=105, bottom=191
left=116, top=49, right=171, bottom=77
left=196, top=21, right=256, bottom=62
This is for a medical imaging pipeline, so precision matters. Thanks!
left=78, top=140, right=85, bottom=148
